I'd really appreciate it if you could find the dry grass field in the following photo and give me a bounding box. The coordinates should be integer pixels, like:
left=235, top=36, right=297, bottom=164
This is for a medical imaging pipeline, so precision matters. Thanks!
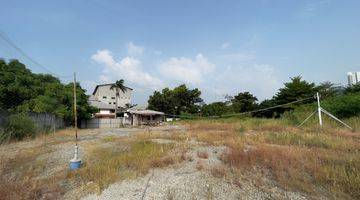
left=0, top=118, right=359, bottom=199
left=184, top=117, right=360, bottom=199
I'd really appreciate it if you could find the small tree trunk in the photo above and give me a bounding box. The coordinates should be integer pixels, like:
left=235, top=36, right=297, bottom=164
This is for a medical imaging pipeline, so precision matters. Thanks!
left=115, top=88, right=119, bottom=118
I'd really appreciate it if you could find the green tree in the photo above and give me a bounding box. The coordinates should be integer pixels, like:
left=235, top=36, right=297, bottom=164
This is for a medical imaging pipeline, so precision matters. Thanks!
left=255, top=76, right=317, bottom=118
left=270, top=76, right=316, bottom=116
left=148, top=84, right=203, bottom=115
left=201, top=102, right=229, bottom=116
left=345, top=84, right=360, bottom=94
left=274, top=76, right=316, bottom=104
left=315, top=81, right=339, bottom=99
left=110, top=79, right=127, bottom=116
left=231, top=92, right=258, bottom=113
left=253, top=99, right=277, bottom=118
left=321, top=93, right=360, bottom=118
left=148, top=89, right=176, bottom=115
left=0, top=59, right=97, bottom=125
left=173, top=85, right=202, bottom=114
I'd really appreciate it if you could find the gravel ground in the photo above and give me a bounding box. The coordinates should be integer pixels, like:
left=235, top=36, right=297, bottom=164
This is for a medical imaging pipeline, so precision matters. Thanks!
left=36, top=126, right=185, bottom=178
left=82, top=144, right=308, bottom=200
left=1, top=125, right=313, bottom=200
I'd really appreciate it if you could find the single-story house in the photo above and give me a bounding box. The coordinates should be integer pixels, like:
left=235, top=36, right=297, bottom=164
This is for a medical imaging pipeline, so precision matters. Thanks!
left=123, top=106, right=164, bottom=126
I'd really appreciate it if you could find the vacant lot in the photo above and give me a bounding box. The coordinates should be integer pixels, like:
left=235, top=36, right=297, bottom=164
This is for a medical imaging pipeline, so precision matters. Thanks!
left=0, top=118, right=359, bottom=200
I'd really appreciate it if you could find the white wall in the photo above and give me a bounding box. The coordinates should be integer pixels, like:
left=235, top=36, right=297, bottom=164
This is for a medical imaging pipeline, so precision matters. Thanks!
left=94, top=85, right=132, bottom=108
left=99, top=109, right=110, bottom=114
left=81, top=118, right=124, bottom=128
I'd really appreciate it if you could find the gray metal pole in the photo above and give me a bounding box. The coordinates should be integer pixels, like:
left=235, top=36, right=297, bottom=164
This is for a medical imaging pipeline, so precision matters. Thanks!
left=321, top=108, right=353, bottom=130
left=317, top=92, right=323, bottom=127
left=298, top=110, right=317, bottom=127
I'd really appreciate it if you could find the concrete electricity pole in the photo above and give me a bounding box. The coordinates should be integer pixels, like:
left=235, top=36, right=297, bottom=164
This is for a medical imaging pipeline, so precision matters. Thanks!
left=70, top=72, right=81, bottom=170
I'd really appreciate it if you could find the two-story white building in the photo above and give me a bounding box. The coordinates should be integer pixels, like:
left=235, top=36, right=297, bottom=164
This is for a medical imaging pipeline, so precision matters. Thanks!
left=86, top=83, right=165, bottom=127
left=89, top=83, right=133, bottom=118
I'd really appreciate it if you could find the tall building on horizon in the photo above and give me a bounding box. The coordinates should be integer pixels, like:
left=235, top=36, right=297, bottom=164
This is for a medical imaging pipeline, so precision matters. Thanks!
left=347, top=72, right=360, bottom=86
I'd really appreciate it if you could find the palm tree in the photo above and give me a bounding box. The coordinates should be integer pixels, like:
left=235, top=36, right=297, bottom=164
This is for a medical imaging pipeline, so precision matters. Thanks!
left=110, top=79, right=127, bottom=117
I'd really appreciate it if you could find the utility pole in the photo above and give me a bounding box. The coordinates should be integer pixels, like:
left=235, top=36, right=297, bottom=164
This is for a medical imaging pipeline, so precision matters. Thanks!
left=316, top=92, right=323, bottom=126
left=115, top=88, right=119, bottom=119
left=298, top=92, right=352, bottom=130
left=73, top=72, right=78, bottom=143
left=70, top=72, right=81, bottom=170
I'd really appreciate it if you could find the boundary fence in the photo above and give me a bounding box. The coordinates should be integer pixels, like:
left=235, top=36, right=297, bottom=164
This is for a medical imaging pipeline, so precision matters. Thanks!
left=81, top=118, right=124, bottom=129
left=0, top=109, right=65, bottom=132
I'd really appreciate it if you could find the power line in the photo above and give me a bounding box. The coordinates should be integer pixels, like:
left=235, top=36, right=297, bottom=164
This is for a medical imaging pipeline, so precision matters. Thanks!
left=0, top=29, right=71, bottom=79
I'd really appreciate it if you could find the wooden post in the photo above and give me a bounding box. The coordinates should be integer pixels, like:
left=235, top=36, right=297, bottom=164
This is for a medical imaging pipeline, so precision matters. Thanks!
left=73, top=73, right=78, bottom=145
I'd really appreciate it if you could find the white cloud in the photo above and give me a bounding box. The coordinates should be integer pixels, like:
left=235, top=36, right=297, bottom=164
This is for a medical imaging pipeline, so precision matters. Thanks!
left=221, top=42, right=230, bottom=49
left=127, top=42, right=144, bottom=55
left=158, top=54, right=215, bottom=85
left=91, top=49, right=115, bottom=66
left=91, top=49, right=163, bottom=90
left=90, top=47, right=280, bottom=105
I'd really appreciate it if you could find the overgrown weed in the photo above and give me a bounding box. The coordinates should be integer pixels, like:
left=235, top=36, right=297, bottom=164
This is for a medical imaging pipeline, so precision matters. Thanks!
left=0, top=145, right=65, bottom=199
left=184, top=117, right=360, bottom=199
left=67, top=140, right=179, bottom=193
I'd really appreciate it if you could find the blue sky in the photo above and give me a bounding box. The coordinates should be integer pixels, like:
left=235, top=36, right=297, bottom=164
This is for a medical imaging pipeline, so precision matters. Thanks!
left=1, top=0, right=360, bottom=105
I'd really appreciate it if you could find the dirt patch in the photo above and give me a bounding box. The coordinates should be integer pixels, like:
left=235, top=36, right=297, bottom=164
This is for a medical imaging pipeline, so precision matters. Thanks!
left=1, top=124, right=335, bottom=199
left=81, top=143, right=308, bottom=200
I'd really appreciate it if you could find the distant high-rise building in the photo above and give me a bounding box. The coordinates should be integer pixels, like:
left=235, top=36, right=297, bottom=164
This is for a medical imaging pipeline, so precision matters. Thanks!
left=347, top=72, right=360, bottom=86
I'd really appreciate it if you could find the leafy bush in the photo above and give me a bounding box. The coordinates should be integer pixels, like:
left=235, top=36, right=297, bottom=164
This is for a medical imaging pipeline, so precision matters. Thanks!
left=322, top=93, right=360, bottom=118
left=0, top=59, right=97, bottom=125
left=201, top=102, right=230, bottom=117
left=1, top=113, right=37, bottom=142
left=282, top=104, right=316, bottom=125
left=283, top=93, right=360, bottom=126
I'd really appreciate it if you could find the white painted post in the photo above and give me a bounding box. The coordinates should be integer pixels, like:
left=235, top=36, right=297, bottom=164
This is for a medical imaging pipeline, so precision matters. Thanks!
left=317, top=92, right=323, bottom=127
left=321, top=108, right=353, bottom=130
